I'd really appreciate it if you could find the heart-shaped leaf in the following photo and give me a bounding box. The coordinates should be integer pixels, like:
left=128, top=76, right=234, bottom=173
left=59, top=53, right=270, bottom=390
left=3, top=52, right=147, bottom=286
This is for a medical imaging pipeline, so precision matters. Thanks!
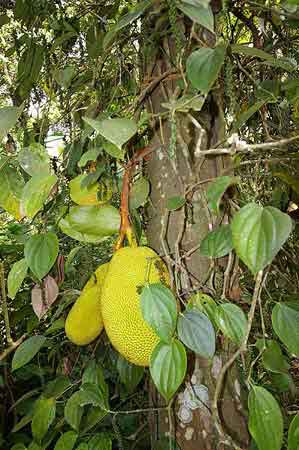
left=0, top=105, right=23, bottom=140
left=141, top=283, right=177, bottom=343
left=177, top=2, right=214, bottom=32
left=177, top=308, right=215, bottom=358
left=216, top=303, right=247, bottom=345
left=32, top=396, right=56, bottom=443
left=272, top=303, right=299, bottom=356
left=7, top=258, right=28, bottom=299
left=64, top=392, right=84, bottom=431
left=116, top=355, right=144, bottom=393
left=166, top=196, right=186, bottom=211
left=186, top=44, right=226, bottom=93
left=25, top=232, right=59, bottom=280
left=129, top=177, right=150, bottom=209
left=231, top=203, right=292, bottom=274
left=60, top=205, right=120, bottom=243
left=0, top=161, right=24, bottom=220
left=21, top=173, right=57, bottom=218
left=150, top=339, right=187, bottom=402
left=83, top=117, right=137, bottom=150
left=262, top=340, right=290, bottom=374
left=18, top=148, right=50, bottom=176
left=248, top=386, right=283, bottom=450
left=207, top=176, right=239, bottom=214
left=54, top=431, right=78, bottom=450
left=32, top=276, right=59, bottom=319
left=200, top=224, right=233, bottom=258
left=288, top=414, right=299, bottom=450
left=12, top=335, right=46, bottom=371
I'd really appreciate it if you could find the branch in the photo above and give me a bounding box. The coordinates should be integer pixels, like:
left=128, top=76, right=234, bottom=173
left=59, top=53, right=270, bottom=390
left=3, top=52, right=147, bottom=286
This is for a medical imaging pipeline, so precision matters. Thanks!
left=212, top=270, right=264, bottom=446
left=0, top=261, right=12, bottom=345
left=196, top=134, right=299, bottom=156
left=0, top=334, right=27, bottom=362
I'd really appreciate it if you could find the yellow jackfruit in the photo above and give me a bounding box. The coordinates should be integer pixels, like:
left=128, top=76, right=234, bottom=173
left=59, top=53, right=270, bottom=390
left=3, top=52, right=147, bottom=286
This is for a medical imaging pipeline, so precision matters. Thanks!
left=101, top=246, right=170, bottom=366
left=69, top=174, right=112, bottom=206
left=65, top=263, right=109, bottom=345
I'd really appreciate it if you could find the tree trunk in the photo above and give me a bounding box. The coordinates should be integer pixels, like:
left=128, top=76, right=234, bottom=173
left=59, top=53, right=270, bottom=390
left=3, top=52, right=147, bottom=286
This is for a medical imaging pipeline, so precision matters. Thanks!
left=141, top=4, right=249, bottom=449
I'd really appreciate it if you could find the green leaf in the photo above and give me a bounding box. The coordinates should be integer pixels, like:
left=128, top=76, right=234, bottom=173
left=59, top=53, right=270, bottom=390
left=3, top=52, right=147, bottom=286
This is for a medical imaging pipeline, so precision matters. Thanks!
left=24, top=232, right=59, bottom=280
left=141, top=283, right=177, bottom=343
left=83, top=117, right=137, bottom=150
left=32, top=397, right=56, bottom=442
left=64, top=392, right=84, bottom=431
left=54, top=431, right=78, bottom=450
left=233, top=100, right=267, bottom=131
left=177, top=2, right=214, bottom=32
left=116, top=355, right=144, bottom=393
left=0, top=105, right=23, bottom=140
left=0, top=161, right=24, bottom=220
left=78, top=148, right=101, bottom=167
left=231, top=203, right=292, bottom=274
left=150, top=339, right=187, bottom=402
left=45, top=318, right=65, bottom=335
left=231, top=44, right=296, bottom=72
left=11, top=445, right=27, bottom=450
left=21, top=173, right=57, bottom=219
left=75, top=445, right=88, bottom=450
left=177, top=309, right=215, bottom=358
left=207, top=176, right=239, bottom=214
left=79, top=384, right=105, bottom=408
left=102, top=141, right=125, bottom=160
left=7, top=258, right=28, bottom=299
left=88, top=433, right=112, bottom=450
left=80, top=408, right=107, bottom=434
left=44, top=376, right=70, bottom=399
left=272, top=303, right=299, bottom=356
left=166, top=196, right=186, bottom=211
left=216, top=304, right=247, bottom=345
left=53, top=66, right=76, bottom=89
left=200, top=225, right=233, bottom=258
left=63, top=205, right=120, bottom=239
left=12, top=335, right=46, bottom=371
left=262, top=340, right=290, bottom=374
left=288, top=414, right=299, bottom=450
left=129, top=177, right=150, bottom=209
left=18, top=148, right=50, bottom=176
left=186, top=44, right=226, bottom=93
left=103, top=0, right=152, bottom=48
left=188, top=292, right=218, bottom=327
left=248, top=386, right=283, bottom=450
left=274, top=171, right=299, bottom=195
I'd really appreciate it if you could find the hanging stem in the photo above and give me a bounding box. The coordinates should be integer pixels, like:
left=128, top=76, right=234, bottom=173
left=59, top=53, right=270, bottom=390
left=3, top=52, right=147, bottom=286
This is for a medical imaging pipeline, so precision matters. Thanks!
left=0, top=261, right=13, bottom=346
left=114, top=147, right=153, bottom=251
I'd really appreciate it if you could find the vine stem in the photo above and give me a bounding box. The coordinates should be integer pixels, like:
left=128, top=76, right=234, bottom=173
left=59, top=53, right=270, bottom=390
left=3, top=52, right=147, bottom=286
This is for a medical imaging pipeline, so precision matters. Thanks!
left=0, top=261, right=13, bottom=345
left=212, top=269, right=264, bottom=447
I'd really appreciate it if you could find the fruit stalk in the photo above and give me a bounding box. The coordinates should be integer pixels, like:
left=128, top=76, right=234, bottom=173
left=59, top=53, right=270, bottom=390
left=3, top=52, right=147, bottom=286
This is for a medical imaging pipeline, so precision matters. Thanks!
left=115, top=147, right=152, bottom=250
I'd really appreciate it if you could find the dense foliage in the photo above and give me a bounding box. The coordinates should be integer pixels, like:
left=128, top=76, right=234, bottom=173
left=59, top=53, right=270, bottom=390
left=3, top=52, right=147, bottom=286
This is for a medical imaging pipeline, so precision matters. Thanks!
left=0, top=1, right=299, bottom=449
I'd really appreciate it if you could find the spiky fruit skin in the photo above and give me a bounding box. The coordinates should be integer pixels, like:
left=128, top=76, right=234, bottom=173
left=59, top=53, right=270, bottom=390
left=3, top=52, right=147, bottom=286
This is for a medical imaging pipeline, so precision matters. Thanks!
left=101, top=247, right=169, bottom=366
left=65, top=263, right=109, bottom=345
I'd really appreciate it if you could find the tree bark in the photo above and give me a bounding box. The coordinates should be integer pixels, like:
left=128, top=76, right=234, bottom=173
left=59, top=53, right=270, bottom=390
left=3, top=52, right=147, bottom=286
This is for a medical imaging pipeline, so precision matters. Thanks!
left=141, top=5, right=249, bottom=449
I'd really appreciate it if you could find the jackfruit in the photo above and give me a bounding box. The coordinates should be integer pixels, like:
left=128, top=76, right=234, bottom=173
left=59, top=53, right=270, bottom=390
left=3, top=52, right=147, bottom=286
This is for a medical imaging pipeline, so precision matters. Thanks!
left=101, top=246, right=170, bottom=366
left=65, top=263, right=109, bottom=345
left=69, top=174, right=112, bottom=206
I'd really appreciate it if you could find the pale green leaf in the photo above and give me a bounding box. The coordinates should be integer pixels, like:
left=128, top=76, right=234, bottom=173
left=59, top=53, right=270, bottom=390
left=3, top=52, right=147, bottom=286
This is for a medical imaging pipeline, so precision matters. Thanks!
left=7, top=258, right=28, bottom=299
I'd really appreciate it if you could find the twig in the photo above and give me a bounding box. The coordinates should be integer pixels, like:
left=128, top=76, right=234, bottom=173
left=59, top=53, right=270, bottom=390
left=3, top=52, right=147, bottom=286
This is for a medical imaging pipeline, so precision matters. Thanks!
left=196, top=135, right=299, bottom=156
left=212, top=270, right=264, bottom=446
